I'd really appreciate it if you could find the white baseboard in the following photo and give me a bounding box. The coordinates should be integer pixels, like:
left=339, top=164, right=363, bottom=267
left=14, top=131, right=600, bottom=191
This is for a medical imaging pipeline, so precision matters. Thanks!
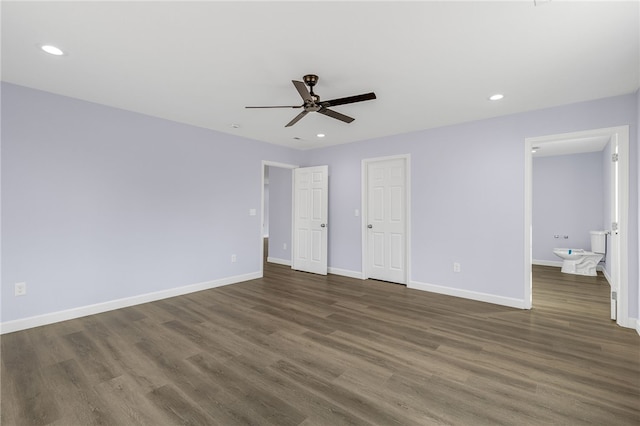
left=408, top=280, right=527, bottom=309
left=264, top=260, right=362, bottom=279
left=0, top=271, right=261, bottom=335
left=618, top=316, right=640, bottom=334
left=328, top=267, right=364, bottom=279
left=267, top=257, right=291, bottom=266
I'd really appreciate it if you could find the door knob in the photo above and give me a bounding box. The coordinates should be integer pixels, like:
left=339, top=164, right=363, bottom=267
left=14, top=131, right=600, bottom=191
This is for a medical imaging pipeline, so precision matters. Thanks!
left=320, top=223, right=326, bottom=228
left=367, top=224, right=373, bottom=229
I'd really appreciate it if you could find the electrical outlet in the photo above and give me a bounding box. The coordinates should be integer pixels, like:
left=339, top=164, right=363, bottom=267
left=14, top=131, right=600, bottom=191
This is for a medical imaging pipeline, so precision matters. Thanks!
left=15, top=282, right=26, bottom=296
left=453, top=262, right=461, bottom=273
left=231, top=254, right=237, bottom=263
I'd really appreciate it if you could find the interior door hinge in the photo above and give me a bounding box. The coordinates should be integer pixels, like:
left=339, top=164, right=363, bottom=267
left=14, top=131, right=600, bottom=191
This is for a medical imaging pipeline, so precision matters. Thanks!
left=612, top=153, right=619, bottom=162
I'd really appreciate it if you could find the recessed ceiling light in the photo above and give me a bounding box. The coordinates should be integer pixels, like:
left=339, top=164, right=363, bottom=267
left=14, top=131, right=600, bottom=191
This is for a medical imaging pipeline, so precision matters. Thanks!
left=489, top=94, right=504, bottom=101
left=317, top=133, right=325, bottom=138
left=231, top=123, right=240, bottom=129
left=40, top=45, right=65, bottom=56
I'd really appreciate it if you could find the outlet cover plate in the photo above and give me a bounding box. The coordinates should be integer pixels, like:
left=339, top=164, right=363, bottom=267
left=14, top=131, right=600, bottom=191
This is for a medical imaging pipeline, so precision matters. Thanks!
left=15, top=282, right=26, bottom=296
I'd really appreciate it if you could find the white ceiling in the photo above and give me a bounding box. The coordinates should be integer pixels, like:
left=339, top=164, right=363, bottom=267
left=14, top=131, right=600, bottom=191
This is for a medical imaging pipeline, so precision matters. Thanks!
left=2, top=1, right=639, bottom=150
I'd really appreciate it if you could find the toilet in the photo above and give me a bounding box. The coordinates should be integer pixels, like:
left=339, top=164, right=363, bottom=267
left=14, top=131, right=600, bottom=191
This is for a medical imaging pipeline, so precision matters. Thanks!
left=553, top=231, right=607, bottom=276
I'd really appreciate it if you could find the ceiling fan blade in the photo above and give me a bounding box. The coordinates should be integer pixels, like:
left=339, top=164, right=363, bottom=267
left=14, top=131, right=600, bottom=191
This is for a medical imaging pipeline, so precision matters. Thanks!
left=245, top=105, right=302, bottom=109
left=317, top=107, right=355, bottom=123
left=292, top=80, right=313, bottom=102
left=285, top=110, right=309, bottom=127
left=320, top=92, right=376, bottom=108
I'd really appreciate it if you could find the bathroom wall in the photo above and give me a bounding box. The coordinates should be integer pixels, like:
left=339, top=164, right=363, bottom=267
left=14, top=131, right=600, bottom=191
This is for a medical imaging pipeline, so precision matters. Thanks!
left=533, top=152, right=605, bottom=264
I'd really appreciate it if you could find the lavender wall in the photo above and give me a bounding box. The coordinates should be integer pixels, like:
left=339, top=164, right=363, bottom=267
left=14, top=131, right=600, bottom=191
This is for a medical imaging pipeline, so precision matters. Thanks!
left=304, top=93, right=638, bottom=317
left=2, top=83, right=637, bottom=327
left=266, top=166, right=292, bottom=263
left=532, top=152, right=605, bottom=263
left=1, top=83, right=302, bottom=323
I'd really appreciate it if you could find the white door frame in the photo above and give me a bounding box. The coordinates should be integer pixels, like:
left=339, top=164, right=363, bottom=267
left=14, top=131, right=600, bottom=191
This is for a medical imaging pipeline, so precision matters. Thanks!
left=524, top=126, right=630, bottom=328
left=361, top=154, right=412, bottom=284
left=260, top=160, right=297, bottom=277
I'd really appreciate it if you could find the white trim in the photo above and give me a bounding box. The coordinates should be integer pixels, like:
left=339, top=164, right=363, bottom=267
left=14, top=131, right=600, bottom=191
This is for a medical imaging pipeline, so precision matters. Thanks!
left=267, top=257, right=292, bottom=266
left=361, top=154, right=412, bottom=284
left=260, top=160, right=298, bottom=279
left=525, top=126, right=632, bottom=329
left=0, top=271, right=261, bottom=335
left=524, top=139, right=533, bottom=309
left=262, top=160, right=300, bottom=170
left=619, top=316, right=640, bottom=332
left=409, top=280, right=526, bottom=309
left=328, top=267, right=364, bottom=279
left=406, top=157, right=412, bottom=286
left=616, top=127, right=630, bottom=328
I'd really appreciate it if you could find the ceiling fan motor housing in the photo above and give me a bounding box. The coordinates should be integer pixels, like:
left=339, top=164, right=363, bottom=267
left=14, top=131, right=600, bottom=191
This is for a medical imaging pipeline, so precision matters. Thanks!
left=303, top=74, right=319, bottom=87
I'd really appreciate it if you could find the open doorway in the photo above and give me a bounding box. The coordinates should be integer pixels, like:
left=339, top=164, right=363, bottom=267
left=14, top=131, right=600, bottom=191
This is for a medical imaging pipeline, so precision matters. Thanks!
left=524, top=126, right=630, bottom=328
left=260, top=161, right=330, bottom=277
left=260, top=161, right=297, bottom=276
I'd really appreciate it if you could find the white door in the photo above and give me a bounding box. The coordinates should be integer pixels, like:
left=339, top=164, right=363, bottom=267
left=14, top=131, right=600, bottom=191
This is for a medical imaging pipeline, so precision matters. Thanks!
left=365, top=158, right=407, bottom=284
left=292, top=166, right=328, bottom=275
left=610, top=133, right=619, bottom=320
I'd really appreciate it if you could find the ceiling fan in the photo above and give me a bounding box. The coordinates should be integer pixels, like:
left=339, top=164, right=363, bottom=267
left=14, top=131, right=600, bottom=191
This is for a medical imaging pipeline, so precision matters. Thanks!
left=246, top=74, right=376, bottom=127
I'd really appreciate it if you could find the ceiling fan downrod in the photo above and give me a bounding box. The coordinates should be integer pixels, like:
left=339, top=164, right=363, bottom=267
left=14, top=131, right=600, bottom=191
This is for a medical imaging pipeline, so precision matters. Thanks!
left=304, top=74, right=319, bottom=102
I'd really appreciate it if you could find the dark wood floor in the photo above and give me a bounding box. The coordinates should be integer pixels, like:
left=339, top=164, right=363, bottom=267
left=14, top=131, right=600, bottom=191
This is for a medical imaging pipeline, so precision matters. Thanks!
left=1, top=261, right=638, bottom=425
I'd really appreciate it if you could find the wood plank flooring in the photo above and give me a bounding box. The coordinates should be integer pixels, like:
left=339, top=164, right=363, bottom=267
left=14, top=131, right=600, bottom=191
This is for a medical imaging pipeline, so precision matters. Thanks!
left=1, top=261, right=638, bottom=425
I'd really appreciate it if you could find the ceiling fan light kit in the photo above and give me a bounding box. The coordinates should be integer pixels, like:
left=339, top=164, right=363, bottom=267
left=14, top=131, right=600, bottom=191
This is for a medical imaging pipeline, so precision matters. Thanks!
left=246, top=74, right=376, bottom=127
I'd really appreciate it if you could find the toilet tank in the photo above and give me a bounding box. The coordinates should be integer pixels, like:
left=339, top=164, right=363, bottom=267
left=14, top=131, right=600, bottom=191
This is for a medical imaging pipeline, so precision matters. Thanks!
left=590, top=231, right=607, bottom=254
